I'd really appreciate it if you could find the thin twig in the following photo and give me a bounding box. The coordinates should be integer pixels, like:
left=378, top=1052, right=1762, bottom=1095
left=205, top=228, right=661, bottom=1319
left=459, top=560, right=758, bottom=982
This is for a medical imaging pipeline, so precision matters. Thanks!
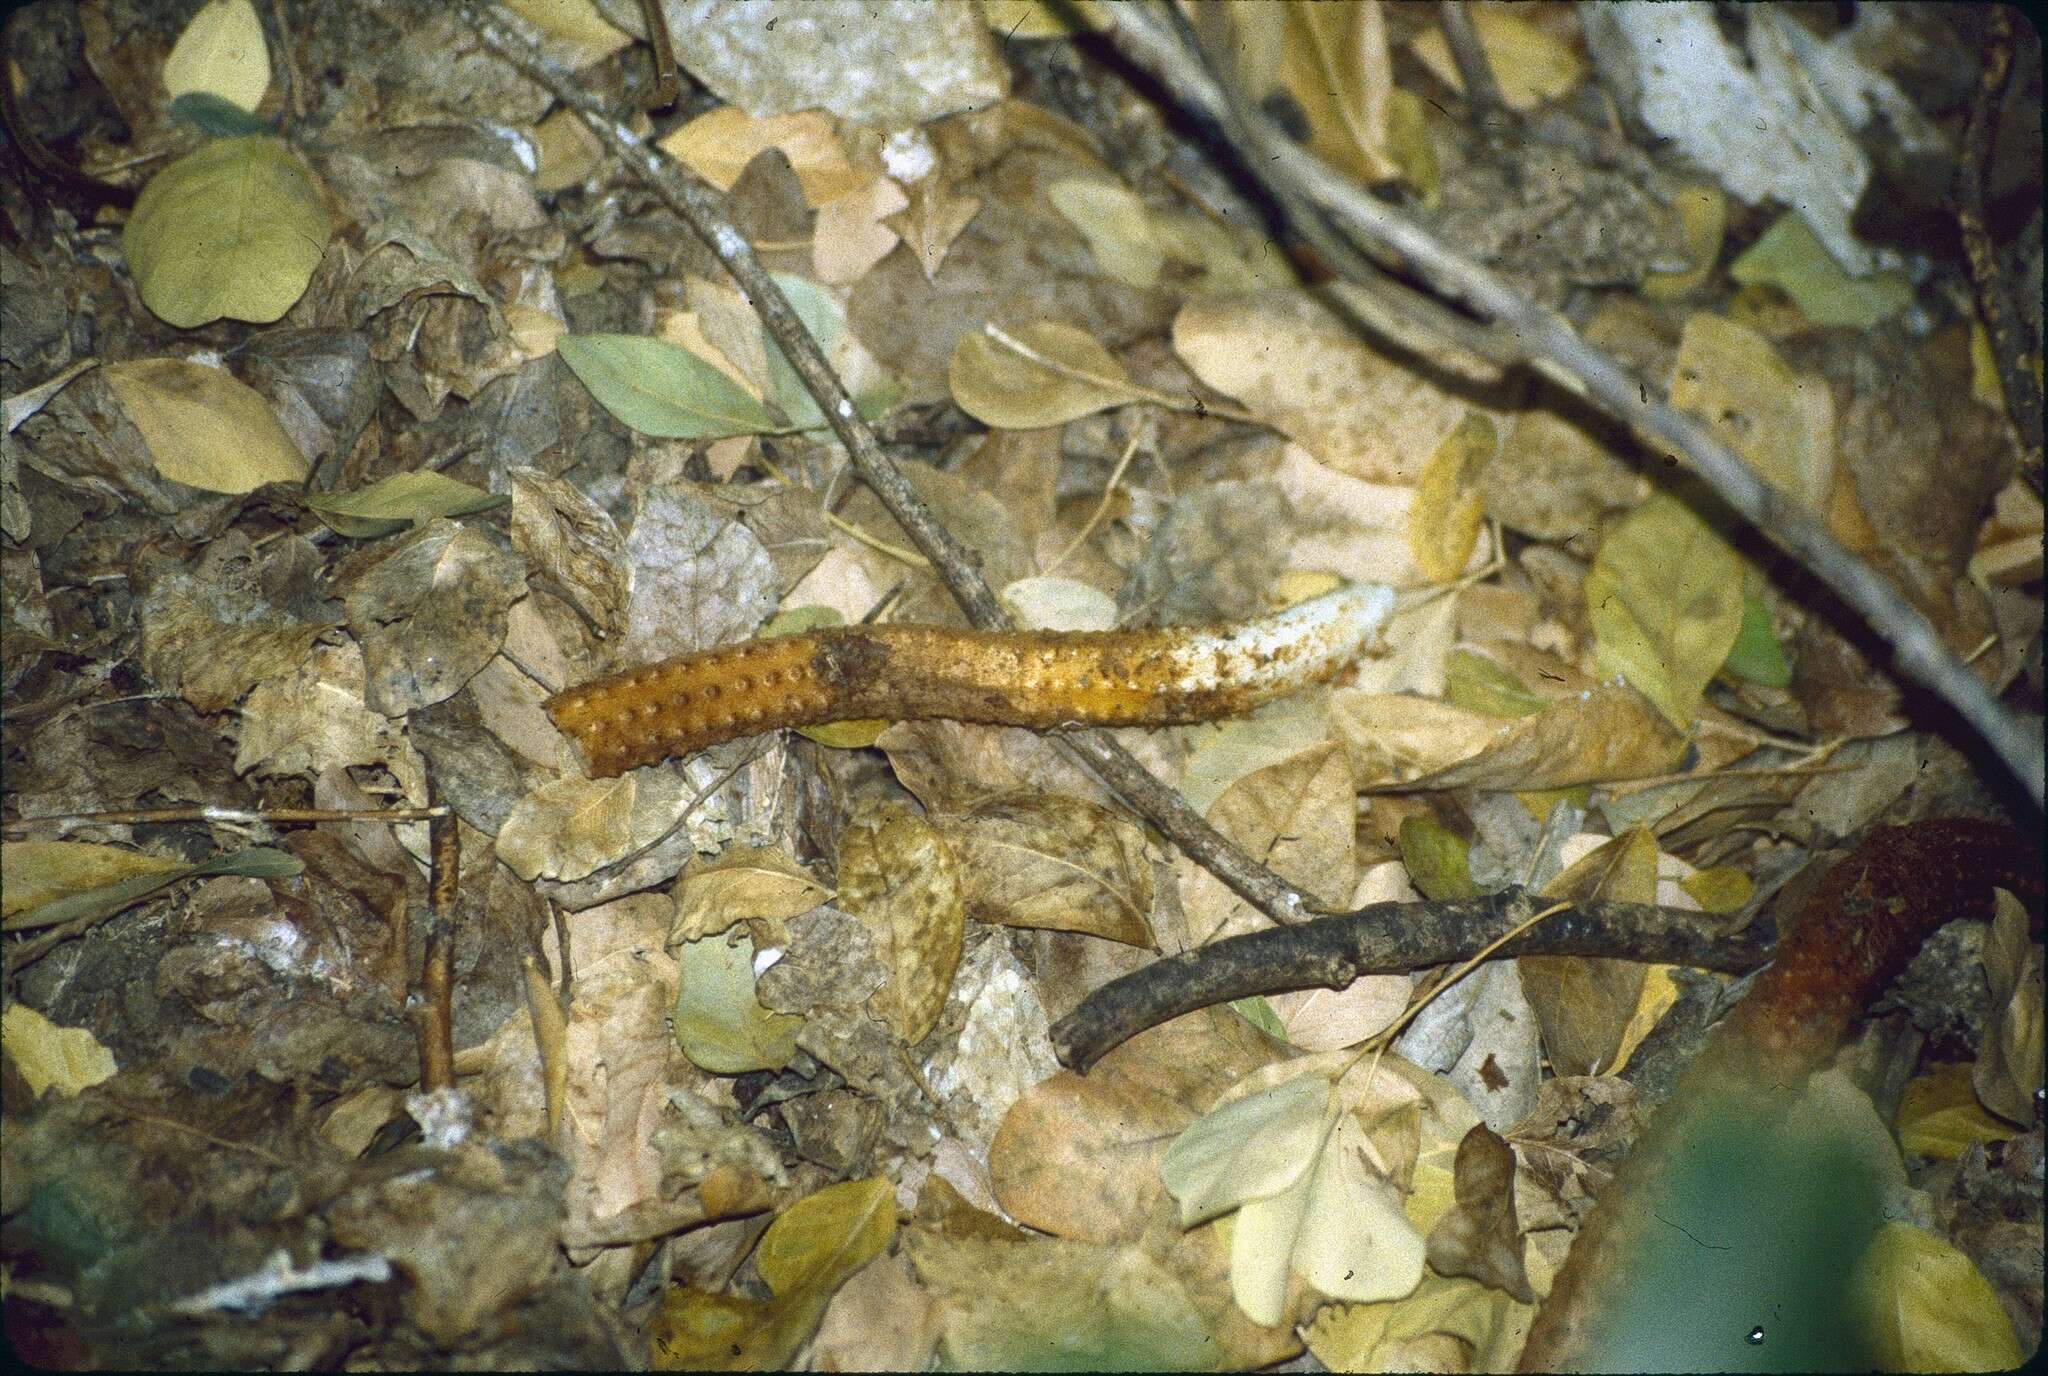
left=1954, top=8, right=2043, bottom=479
left=458, top=0, right=1326, bottom=925
left=4, top=804, right=451, bottom=833
left=1435, top=2, right=1514, bottom=131
left=1100, top=2, right=2044, bottom=814
left=412, top=787, right=458, bottom=1092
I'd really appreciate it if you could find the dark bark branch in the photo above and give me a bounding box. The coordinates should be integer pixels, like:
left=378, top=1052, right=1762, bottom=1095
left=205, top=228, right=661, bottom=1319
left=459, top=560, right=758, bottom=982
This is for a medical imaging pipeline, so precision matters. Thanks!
left=1050, top=888, right=1779, bottom=1073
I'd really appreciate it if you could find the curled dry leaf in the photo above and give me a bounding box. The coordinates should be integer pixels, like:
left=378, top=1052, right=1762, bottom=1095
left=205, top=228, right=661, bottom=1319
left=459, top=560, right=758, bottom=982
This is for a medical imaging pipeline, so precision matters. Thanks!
left=1178, top=741, right=1358, bottom=947
left=947, top=320, right=1136, bottom=429
left=1334, top=680, right=1686, bottom=792
left=1425, top=1125, right=1536, bottom=1303
left=670, top=843, right=831, bottom=944
left=836, top=806, right=967, bottom=1045
left=1973, top=888, right=2043, bottom=1125
left=341, top=519, right=529, bottom=715
left=945, top=793, right=1156, bottom=948
left=236, top=642, right=428, bottom=804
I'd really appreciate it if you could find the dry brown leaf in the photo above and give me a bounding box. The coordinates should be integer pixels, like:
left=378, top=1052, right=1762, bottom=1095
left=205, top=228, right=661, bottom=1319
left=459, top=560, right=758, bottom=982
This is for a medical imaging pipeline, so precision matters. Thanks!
left=340, top=519, right=529, bottom=715
left=659, top=107, right=867, bottom=206
left=1335, top=682, right=1686, bottom=792
left=1518, top=829, right=1658, bottom=1078
left=1974, top=888, right=2043, bottom=1125
left=947, top=320, right=1136, bottom=430
left=811, top=1252, right=943, bottom=1373
left=1425, top=1124, right=1537, bottom=1303
left=814, top=176, right=908, bottom=285
left=1179, top=742, right=1357, bottom=947
left=1175, top=291, right=1503, bottom=482
left=1478, top=404, right=1649, bottom=543
left=236, top=642, right=429, bottom=804
left=944, top=794, right=1155, bottom=947
left=989, top=1007, right=1282, bottom=1243
left=496, top=770, right=687, bottom=884
left=508, top=466, right=628, bottom=639
left=888, top=173, right=984, bottom=281
left=1272, top=443, right=1478, bottom=587
left=836, top=806, right=967, bottom=1044
left=670, top=843, right=831, bottom=944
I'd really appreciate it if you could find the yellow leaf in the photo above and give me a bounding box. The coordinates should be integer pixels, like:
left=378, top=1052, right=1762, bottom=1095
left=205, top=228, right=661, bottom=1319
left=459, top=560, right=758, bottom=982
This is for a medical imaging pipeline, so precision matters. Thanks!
left=982, top=0, right=1108, bottom=37
left=1850, top=1222, right=2023, bottom=1372
left=651, top=1178, right=895, bottom=1369
left=123, top=135, right=331, bottom=328
left=948, top=320, right=1135, bottom=429
left=1897, top=1062, right=2018, bottom=1160
left=658, top=107, right=866, bottom=207
left=1277, top=0, right=1402, bottom=188
left=1586, top=492, right=1744, bottom=728
left=1642, top=185, right=1728, bottom=299
left=2, top=1004, right=118, bottom=1098
left=1410, top=6, right=1587, bottom=112
left=1406, top=412, right=1496, bottom=582
left=500, top=0, right=631, bottom=67
left=101, top=358, right=309, bottom=493
left=1669, top=312, right=1835, bottom=509
left=162, top=0, right=270, bottom=112
left=754, top=1176, right=896, bottom=1296
left=1680, top=865, right=1753, bottom=913
left=1, top=841, right=186, bottom=919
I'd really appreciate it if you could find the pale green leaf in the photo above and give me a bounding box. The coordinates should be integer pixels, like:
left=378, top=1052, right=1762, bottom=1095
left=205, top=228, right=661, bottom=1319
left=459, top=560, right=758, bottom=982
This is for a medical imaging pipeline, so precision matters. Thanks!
left=123, top=135, right=330, bottom=328
left=1730, top=213, right=1914, bottom=330
left=306, top=471, right=505, bottom=538
left=1586, top=493, right=1744, bottom=728
left=1721, top=585, right=1791, bottom=688
left=3, top=845, right=299, bottom=932
left=1442, top=648, right=1545, bottom=718
left=1160, top=1074, right=1332, bottom=1227
left=1231, top=1164, right=1314, bottom=1326
left=1292, top=1116, right=1427, bottom=1303
left=672, top=931, right=803, bottom=1074
left=162, top=0, right=270, bottom=112
left=557, top=333, right=778, bottom=439
left=1397, top=815, right=1481, bottom=901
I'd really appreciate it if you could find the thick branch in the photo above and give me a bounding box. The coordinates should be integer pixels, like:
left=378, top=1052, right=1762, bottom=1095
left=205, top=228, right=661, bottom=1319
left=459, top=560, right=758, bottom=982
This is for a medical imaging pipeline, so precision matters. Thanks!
left=1049, top=888, right=1778, bottom=1073
left=1101, top=3, right=2043, bottom=813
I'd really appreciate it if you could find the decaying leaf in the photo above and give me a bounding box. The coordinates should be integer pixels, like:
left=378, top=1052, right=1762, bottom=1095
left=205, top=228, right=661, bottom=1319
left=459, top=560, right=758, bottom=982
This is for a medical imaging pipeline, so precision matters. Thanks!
left=835, top=806, right=967, bottom=1045
left=944, top=794, right=1155, bottom=947
left=671, top=844, right=831, bottom=943
left=341, top=519, right=529, bottom=715
left=1425, top=1124, right=1536, bottom=1303
left=1335, top=681, right=1686, bottom=792
left=1973, top=888, right=2043, bottom=1126
left=508, top=467, right=629, bottom=639
left=496, top=770, right=689, bottom=884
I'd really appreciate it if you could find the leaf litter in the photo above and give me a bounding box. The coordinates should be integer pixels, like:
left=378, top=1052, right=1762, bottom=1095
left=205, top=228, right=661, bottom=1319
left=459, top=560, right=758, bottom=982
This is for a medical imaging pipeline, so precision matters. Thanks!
left=0, top=1, right=2039, bottom=1370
